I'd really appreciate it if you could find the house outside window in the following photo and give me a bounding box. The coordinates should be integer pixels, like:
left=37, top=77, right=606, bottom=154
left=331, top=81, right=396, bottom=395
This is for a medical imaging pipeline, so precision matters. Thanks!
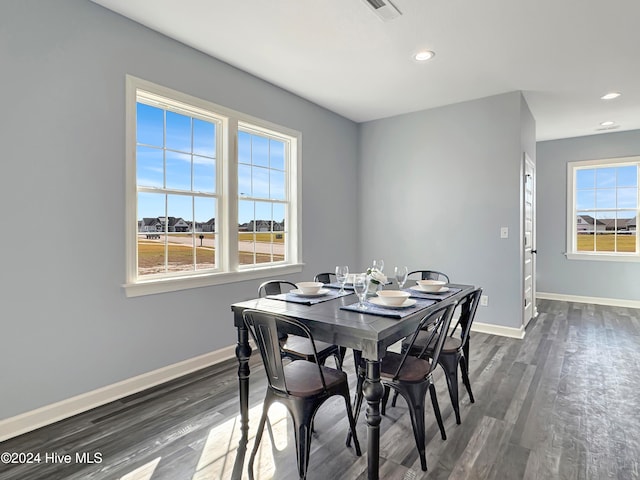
left=567, top=156, right=640, bottom=261
left=124, top=76, right=302, bottom=296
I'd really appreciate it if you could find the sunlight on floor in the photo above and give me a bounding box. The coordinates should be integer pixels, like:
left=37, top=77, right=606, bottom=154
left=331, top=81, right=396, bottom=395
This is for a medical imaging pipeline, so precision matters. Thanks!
left=191, top=402, right=289, bottom=480
left=119, top=456, right=161, bottom=480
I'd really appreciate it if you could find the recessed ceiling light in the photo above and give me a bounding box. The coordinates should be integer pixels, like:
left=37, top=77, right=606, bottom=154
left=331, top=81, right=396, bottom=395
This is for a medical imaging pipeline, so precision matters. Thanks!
left=600, top=121, right=615, bottom=126
left=413, top=50, right=435, bottom=62
left=600, top=92, right=621, bottom=100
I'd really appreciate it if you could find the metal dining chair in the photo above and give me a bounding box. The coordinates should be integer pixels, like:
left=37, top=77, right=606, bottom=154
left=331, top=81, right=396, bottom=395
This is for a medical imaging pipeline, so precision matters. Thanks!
left=258, top=280, right=344, bottom=369
left=396, top=287, right=482, bottom=425
left=243, top=309, right=361, bottom=479
left=407, top=269, right=451, bottom=283
left=313, top=272, right=336, bottom=284
left=348, top=301, right=457, bottom=471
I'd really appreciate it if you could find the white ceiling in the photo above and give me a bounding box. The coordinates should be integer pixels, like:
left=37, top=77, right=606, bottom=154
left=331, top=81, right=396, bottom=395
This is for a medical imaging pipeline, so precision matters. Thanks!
left=91, top=0, right=640, bottom=141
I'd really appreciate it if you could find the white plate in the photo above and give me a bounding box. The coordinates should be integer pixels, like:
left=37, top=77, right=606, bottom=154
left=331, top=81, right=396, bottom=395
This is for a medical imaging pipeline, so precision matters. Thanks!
left=290, top=288, right=331, bottom=297
left=369, top=298, right=417, bottom=309
left=410, top=285, right=450, bottom=294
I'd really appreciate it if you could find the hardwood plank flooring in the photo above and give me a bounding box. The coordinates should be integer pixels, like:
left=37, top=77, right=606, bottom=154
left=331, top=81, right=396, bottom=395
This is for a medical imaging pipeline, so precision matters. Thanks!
left=1, top=300, right=639, bottom=479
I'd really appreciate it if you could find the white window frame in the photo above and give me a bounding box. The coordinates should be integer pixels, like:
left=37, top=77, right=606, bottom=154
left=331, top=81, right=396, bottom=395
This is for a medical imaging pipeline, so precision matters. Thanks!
left=124, top=76, right=303, bottom=297
left=566, top=155, right=640, bottom=262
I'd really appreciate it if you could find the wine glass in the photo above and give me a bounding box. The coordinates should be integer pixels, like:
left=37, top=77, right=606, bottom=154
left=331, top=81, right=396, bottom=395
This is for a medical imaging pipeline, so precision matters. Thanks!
left=335, top=265, right=349, bottom=294
left=372, top=259, right=385, bottom=273
left=394, top=266, right=408, bottom=289
left=352, top=273, right=368, bottom=310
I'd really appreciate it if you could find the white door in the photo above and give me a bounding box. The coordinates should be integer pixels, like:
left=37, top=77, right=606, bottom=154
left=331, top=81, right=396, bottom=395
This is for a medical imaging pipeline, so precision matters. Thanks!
left=523, top=153, right=537, bottom=327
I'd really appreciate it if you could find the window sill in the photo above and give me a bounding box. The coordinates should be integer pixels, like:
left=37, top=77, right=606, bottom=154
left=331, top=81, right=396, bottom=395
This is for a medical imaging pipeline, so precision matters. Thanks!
left=123, top=263, right=305, bottom=297
left=565, top=252, right=640, bottom=263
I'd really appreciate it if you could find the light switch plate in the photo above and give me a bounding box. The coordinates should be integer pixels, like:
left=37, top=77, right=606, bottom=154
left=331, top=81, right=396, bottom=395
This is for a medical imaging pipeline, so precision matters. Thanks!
left=500, top=227, right=509, bottom=238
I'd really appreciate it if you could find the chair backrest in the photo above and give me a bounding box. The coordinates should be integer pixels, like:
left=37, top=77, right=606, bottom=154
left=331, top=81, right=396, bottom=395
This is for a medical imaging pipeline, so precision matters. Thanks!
left=390, top=301, right=457, bottom=381
left=257, top=280, right=298, bottom=297
left=450, top=287, right=482, bottom=345
left=243, top=309, right=327, bottom=394
left=408, top=270, right=450, bottom=283
left=314, top=272, right=336, bottom=283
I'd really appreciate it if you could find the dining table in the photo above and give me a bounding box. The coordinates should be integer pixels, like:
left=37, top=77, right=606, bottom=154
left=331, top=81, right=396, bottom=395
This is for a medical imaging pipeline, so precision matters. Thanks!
left=231, top=282, right=476, bottom=480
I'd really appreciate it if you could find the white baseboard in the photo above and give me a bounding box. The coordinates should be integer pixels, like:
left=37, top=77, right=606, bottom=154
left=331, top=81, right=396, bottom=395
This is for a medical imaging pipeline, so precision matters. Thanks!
left=471, top=321, right=525, bottom=339
left=0, top=344, right=238, bottom=442
left=537, top=291, right=640, bottom=309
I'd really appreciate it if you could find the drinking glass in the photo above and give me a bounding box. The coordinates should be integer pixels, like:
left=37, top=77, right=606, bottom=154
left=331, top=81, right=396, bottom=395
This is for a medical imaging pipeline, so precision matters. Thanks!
left=335, top=265, right=349, bottom=294
left=394, top=266, right=408, bottom=289
left=352, top=274, right=368, bottom=310
left=372, top=259, right=385, bottom=272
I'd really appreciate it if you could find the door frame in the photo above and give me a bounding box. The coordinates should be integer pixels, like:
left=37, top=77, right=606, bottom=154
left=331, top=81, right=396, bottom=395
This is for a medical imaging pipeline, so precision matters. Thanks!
left=522, top=152, right=537, bottom=329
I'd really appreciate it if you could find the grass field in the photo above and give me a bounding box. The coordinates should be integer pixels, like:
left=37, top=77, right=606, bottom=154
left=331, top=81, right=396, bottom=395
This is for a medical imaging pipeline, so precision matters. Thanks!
left=577, top=234, right=636, bottom=252
left=137, top=238, right=284, bottom=274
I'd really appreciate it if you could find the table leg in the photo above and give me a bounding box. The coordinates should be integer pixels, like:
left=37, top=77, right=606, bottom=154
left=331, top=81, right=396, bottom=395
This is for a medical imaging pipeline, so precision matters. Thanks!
left=235, top=324, right=252, bottom=440
left=363, top=359, right=383, bottom=480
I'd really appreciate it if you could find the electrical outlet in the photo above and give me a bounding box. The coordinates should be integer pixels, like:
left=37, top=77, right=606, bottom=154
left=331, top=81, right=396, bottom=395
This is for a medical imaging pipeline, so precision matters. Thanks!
left=480, top=295, right=488, bottom=306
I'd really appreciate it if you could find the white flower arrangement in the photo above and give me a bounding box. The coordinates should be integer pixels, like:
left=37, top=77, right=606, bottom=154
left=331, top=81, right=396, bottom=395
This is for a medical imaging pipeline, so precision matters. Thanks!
left=366, top=267, right=387, bottom=285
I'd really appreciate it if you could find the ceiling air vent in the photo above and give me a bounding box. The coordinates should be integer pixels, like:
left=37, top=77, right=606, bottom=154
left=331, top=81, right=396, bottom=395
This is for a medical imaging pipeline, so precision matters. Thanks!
left=362, top=0, right=402, bottom=21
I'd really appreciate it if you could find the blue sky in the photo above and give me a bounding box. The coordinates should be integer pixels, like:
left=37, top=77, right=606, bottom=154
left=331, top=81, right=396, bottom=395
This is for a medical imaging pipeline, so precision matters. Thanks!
left=136, top=103, right=286, bottom=226
left=576, top=165, right=638, bottom=219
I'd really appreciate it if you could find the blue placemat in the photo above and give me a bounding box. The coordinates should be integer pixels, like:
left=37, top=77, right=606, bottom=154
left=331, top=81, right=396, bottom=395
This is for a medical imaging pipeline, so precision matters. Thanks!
left=340, top=298, right=436, bottom=319
left=405, top=286, right=461, bottom=301
left=267, top=289, right=352, bottom=305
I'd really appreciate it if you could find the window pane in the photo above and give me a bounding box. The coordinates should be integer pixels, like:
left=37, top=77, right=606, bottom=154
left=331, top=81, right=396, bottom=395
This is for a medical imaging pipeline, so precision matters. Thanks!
left=137, top=103, right=163, bottom=147
left=252, top=135, right=269, bottom=167
left=595, top=212, right=615, bottom=252
left=137, top=146, right=163, bottom=188
left=238, top=164, right=252, bottom=197
left=193, top=156, right=215, bottom=193
left=238, top=131, right=251, bottom=165
left=576, top=169, right=595, bottom=189
left=195, top=197, right=216, bottom=270
left=238, top=232, right=255, bottom=265
left=617, top=165, right=637, bottom=187
left=270, top=170, right=285, bottom=200
left=137, top=192, right=166, bottom=276
left=596, top=188, right=615, bottom=209
left=255, top=202, right=272, bottom=230
left=270, top=139, right=285, bottom=170
left=617, top=187, right=637, bottom=209
left=617, top=213, right=636, bottom=252
left=273, top=203, right=285, bottom=230
left=193, top=118, right=215, bottom=157
left=196, top=233, right=216, bottom=268
left=273, top=232, right=285, bottom=262
left=253, top=167, right=269, bottom=198
left=166, top=111, right=191, bottom=153
left=166, top=151, right=191, bottom=191
left=138, top=192, right=165, bottom=229
left=238, top=200, right=254, bottom=230
left=166, top=195, right=193, bottom=272
left=596, top=168, right=616, bottom=188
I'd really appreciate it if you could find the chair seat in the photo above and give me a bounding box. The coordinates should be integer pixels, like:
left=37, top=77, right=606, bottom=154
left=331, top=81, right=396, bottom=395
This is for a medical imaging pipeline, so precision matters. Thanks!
left=380, top=352, right=432, bottom=383
left=403, top=331, right=462, bottom=355
left=282, top=334, right=337, bottom=357
left=284, top=360, right=347, bottom=396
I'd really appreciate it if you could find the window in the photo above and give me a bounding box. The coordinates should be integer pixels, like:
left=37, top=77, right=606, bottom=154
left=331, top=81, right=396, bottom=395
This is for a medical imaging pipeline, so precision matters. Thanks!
left=125, top=76, right=302, bottom=296
left=567, top=156, right=639, bottom=261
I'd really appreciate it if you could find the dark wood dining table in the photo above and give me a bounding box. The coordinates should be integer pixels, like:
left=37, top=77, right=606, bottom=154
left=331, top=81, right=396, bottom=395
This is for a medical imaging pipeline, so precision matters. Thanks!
left=231, top=283, right=475, bottom=480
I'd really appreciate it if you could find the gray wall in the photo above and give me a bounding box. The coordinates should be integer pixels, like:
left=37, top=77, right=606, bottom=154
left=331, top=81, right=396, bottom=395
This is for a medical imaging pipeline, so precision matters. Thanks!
left=537, top=130, right=640, bottom=300
left=358, top=92, right=535, bottom=330
left=0, top=0, right=359, bottom=420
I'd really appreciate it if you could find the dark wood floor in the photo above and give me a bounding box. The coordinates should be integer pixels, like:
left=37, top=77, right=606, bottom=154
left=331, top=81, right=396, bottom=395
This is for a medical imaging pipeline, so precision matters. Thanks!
left=2, top=300, right=639, bottom=479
